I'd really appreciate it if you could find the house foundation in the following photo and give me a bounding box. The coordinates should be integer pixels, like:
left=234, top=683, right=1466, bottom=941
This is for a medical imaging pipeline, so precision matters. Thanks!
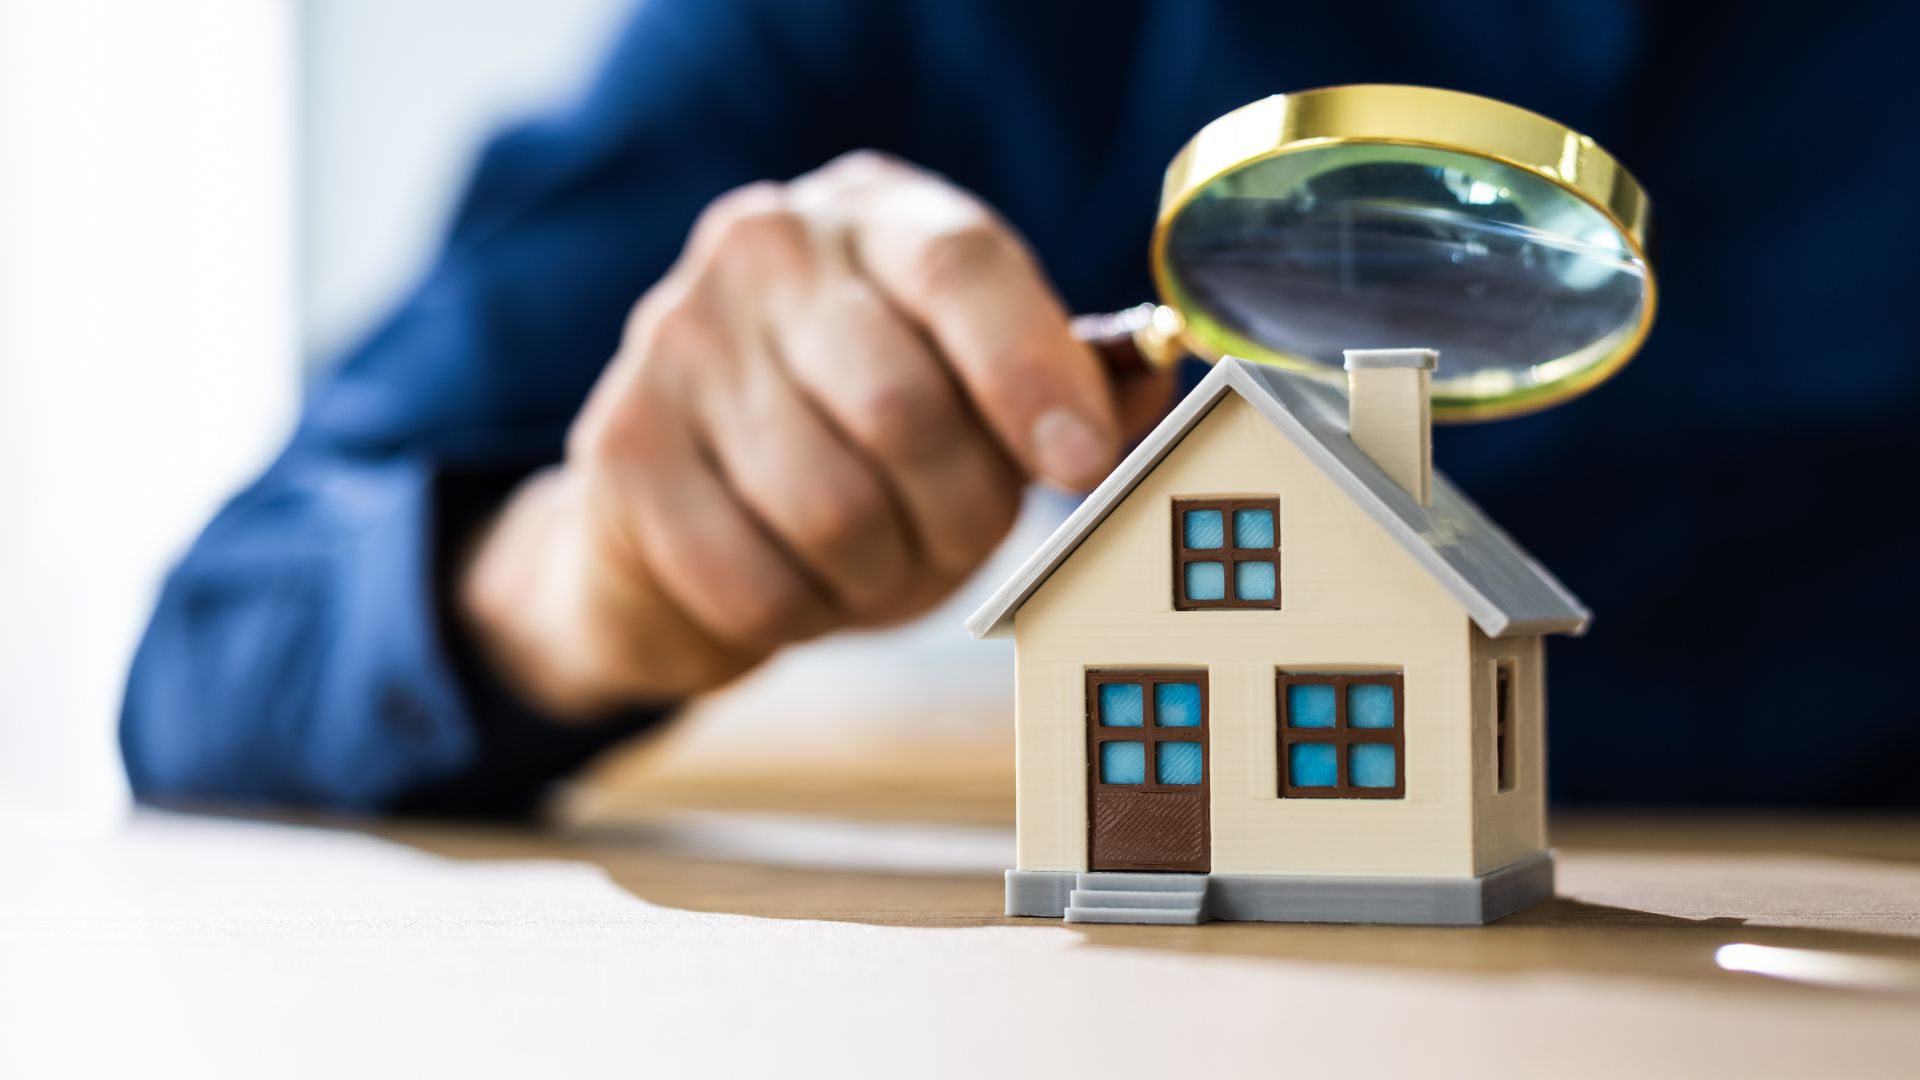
left=1005, top=849, right=1554, bottom=926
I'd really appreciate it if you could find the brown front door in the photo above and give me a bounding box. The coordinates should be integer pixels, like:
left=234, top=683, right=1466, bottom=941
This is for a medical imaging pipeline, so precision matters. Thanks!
left=1086, top=671, right=1210, bottom=872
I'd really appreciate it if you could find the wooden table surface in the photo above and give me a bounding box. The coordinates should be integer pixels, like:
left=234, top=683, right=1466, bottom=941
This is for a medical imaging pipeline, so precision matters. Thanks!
left=8, top=747, right=1918, bottom=1079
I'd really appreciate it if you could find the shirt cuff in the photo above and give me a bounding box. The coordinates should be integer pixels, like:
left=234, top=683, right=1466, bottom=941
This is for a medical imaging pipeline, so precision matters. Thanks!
left=389, top=463, right=671, bottom=817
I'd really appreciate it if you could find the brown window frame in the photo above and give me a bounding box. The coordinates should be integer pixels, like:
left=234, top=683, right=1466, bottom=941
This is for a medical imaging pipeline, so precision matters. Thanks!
left=1172, top=497, right=1281, bottom=611
left=1276, top=671, right=1405, bottom=799
left=1086, top=671, right=1210, bottom=793
left=1494, top=660, right=1515, bottom=793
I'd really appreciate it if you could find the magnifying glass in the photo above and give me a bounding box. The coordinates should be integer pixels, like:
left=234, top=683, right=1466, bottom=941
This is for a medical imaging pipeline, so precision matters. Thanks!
left=1075, top=84, right=1655, bottom=422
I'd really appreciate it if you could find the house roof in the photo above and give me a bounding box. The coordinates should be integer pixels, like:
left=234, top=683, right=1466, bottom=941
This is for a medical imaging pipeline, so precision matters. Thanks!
left=965, top=357, right=1591, bottom=640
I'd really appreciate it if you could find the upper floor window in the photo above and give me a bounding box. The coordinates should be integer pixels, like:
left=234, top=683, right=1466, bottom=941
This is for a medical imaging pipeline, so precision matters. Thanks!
left=1173, top=497, right=1280, bottom=610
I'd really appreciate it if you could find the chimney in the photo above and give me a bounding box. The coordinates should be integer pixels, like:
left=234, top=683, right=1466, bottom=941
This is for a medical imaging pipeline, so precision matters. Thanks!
left=1343, top=348, right=1437, bottom=505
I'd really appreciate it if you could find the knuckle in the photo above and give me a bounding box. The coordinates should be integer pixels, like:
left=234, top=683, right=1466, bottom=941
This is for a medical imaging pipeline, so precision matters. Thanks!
left=575, top=298, right=719, bottom=469
left=695, top=186, right=810, bottom=268
left=845, top=378, right=954, bottom=461
left=563, top=411, right=611, bottom=469
left=823, top=148, right=906, bottom=181
left=695, top=181, right=783, bottom=232
left=567, top=396, right=651, bottom=473
left=652, top=295, right=725, bottom=363
left=791, top=476, right=886, bottom=558
left=723, top=207, right=809, bottom=262
left=970, top=340, right=1050, bottom=415
left=904, top=220, right=1011, bottom=298
left=624, top=294, right=735, bottom=394
left=725, top=575, right=815, bottom=647
left=931, top=466, right=1022, bottom=575
left=633, top=293, right=719, bottom=360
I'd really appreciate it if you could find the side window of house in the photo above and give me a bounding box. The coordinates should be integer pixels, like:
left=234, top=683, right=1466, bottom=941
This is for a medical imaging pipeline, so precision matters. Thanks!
left=1277, top=672, right=1404, bottom=798
left=1173, top=498, right=1280, bottom=610
left=1494, top=660, right=1515, bottom=793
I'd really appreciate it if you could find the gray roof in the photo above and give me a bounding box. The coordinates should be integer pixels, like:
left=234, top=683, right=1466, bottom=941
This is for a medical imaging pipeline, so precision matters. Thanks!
left=966, top=358, right=1590, bottom=640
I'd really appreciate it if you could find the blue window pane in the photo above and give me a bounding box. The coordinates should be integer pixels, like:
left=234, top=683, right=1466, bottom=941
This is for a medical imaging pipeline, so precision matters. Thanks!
left=1286, top=683, right=1335, bottom=727
left=1097, top=683, right=1144, bottom=727
left=1185, top=561, right=1225, bottom=601
left=1233, top=508, right=1275, bottom=548
left=1157, top=742, right=1203, bottom=785
left=1289, top=743, right=1337, bottom=787
left=1351, top=744, right=1397, bottom=788
left=1155, top=682, right=1202, bottom=727
left=1100, top=741, right=1145, bottom=784
left=1183, top=509, right=1224, bottom=549
left=1235, top=560, right=1276, bottom=601
left=1348, top=683, right=1395, bottom=728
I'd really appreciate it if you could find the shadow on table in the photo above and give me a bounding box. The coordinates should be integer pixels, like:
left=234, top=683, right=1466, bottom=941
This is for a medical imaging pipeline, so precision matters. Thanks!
left=374, top=807, right=1920, bottom=995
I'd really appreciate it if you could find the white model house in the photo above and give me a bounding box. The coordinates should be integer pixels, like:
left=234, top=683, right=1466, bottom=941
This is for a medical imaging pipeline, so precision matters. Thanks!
left=967, top=351, right=1589, bottom=924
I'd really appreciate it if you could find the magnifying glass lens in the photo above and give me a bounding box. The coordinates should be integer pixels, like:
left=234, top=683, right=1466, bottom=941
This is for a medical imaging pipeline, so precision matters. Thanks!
left=1162, top=143, right=1649, bottom=404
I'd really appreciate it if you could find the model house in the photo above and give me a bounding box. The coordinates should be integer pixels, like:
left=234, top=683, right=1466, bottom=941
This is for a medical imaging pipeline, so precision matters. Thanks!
left=966, top=350, right=1589, bottom=925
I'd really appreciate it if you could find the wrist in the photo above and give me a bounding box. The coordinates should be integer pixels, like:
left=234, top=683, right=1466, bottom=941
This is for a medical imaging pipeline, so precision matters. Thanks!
left=456, top=468, right=611, bottom=719
left=456, top=466, right=759, bottom=720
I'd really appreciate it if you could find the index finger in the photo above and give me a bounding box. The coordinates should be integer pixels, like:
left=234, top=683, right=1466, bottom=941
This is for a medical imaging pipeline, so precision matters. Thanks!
left=823, top=163, right=1119, bottom=490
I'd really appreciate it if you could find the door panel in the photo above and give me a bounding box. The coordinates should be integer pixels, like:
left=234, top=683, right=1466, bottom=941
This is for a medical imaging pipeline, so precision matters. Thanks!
left=1087, top=671, right=1210, bottom=872
left=1090, top=791, right=1208, bottom=868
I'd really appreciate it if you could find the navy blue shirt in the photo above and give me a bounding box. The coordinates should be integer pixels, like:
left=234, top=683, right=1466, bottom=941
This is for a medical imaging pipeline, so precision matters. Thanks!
left=121, top=0, right=1920, bottom=813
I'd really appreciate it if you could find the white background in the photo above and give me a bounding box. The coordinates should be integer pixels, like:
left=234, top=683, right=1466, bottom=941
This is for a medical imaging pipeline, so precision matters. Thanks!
left=0, top=0, right=634, bottom=817
left=0, top=1, right=298, bottom=817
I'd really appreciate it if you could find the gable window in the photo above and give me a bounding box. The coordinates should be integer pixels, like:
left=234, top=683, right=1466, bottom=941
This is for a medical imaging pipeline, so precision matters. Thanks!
left=1173, top=498, right=1280, bottom=610
left=1277, top=672, right=1404, bottom=798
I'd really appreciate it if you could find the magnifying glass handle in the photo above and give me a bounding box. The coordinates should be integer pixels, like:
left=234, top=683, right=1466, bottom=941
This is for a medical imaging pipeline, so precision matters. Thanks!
left=1071, top=302, right=1186, bottom=379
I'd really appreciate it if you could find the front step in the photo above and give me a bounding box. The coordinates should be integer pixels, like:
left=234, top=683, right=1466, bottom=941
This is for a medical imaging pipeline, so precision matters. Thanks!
left=1063, top=873, right=1210, bottom=925
left=1063, top=905, right=1205, bottom=925
left=1068, top=889, right=1199, bottom=910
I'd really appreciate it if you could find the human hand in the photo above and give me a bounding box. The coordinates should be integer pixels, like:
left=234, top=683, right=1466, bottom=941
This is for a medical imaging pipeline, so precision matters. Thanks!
left=460, top=151, right=1169, bottom=717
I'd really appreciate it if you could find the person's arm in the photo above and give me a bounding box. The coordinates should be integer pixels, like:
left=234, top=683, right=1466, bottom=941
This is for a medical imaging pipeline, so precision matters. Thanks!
left=121, top=0, right=1155, bottom=815
left=121, top=0, right=881, bottom=814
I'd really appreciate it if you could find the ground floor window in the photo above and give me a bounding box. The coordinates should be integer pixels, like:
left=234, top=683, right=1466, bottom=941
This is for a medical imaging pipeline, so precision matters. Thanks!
left=1277, top=671, right=1404, bottom=798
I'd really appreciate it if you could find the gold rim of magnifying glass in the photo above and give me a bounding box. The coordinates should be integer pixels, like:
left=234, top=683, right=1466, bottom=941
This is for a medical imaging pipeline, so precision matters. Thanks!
left=1148, top=84, right=1656, bottom=423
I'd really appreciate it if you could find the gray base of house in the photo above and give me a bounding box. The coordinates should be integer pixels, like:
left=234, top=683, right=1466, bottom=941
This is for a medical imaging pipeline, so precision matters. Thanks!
left=1006, top=850, right=1555, bottom=926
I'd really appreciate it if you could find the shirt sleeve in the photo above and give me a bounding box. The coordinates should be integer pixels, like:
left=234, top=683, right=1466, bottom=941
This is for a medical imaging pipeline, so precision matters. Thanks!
left=119, top=0, right=898, bottom=815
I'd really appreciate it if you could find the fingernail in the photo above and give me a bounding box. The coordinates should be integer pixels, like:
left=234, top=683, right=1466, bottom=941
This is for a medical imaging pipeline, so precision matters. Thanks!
left=1032, top=407, right=1111, bottom=488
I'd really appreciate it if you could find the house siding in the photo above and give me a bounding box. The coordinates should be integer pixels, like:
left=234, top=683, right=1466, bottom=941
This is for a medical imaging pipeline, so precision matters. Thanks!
left=1470, top=629, right=1549, bottom=873
left=1013, top=394, right=1488, bottom=879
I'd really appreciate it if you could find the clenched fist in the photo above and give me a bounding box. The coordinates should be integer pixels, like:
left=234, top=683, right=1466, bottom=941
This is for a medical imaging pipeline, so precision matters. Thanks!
left=460, top=151, right=1165, bottom=717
